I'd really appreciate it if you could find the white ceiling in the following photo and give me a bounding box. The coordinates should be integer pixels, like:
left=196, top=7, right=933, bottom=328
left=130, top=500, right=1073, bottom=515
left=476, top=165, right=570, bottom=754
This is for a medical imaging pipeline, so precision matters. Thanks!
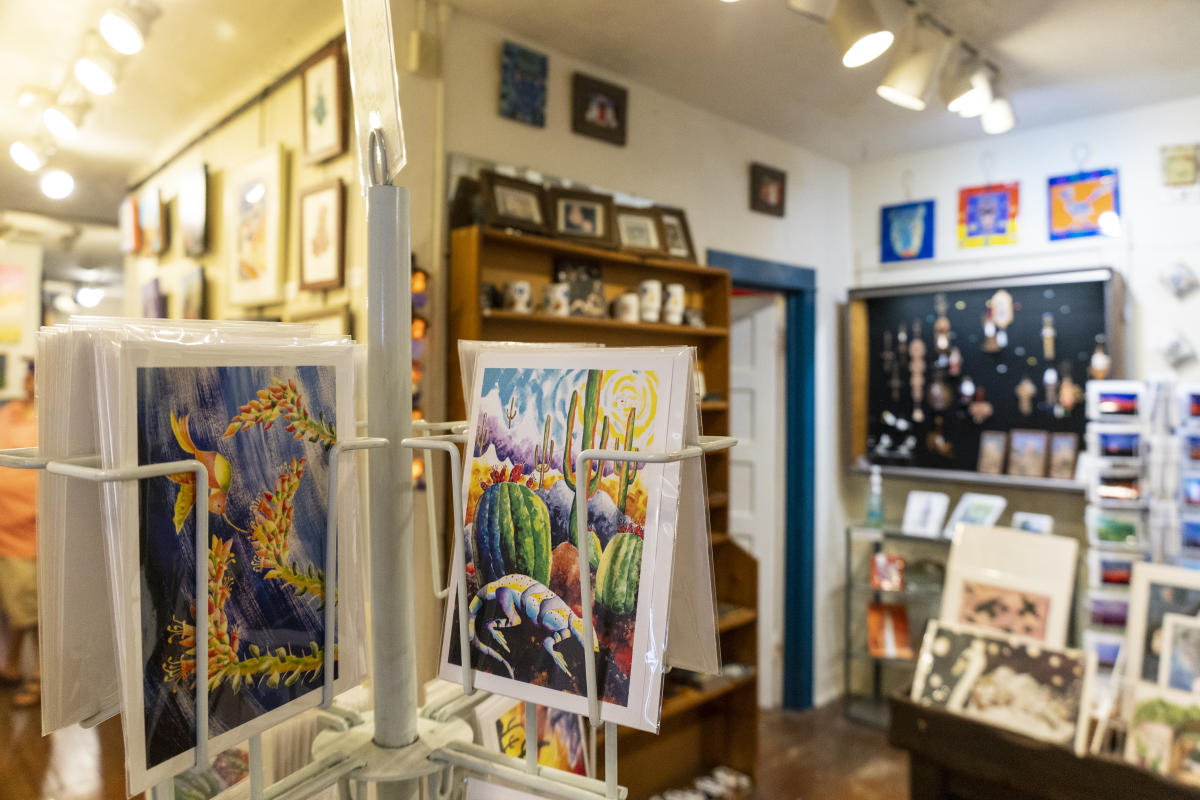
left=2, top=0, right=1200, bottom=225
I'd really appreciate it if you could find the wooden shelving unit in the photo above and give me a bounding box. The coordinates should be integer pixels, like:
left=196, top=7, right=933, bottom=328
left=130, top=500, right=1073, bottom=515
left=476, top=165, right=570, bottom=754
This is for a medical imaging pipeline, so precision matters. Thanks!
left=449, top=225, right=757, bottom=799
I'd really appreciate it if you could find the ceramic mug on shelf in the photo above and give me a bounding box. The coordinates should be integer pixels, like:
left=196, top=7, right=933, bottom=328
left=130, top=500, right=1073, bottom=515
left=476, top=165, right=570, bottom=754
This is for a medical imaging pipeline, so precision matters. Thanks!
left=543, top=282, right=570, bottom=316
left=663, top=283, right=686, bottom=325
left=638, top=279, right=663, bottom=323
left=613, top=292, right=640, bottom=323
left=503, top=280, right=533, bottom=313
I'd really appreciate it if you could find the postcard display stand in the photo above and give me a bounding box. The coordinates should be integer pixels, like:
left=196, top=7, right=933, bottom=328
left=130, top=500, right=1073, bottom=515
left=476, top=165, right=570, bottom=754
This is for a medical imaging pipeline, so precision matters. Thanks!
left=845, top=269, right=1123, bottom=489
left=1, top=172, right=732, bottom=798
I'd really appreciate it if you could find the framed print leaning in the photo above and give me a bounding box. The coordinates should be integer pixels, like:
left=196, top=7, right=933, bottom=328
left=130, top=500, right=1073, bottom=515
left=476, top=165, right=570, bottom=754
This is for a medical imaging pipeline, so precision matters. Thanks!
left=225, top=146, right=287, bottom=306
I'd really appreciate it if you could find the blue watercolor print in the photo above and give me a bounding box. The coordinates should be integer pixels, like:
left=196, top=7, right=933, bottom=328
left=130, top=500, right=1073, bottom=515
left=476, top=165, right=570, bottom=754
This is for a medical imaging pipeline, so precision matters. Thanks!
left=499, top=41, right=548, bottom=128
left=881, top=199, right=935, bottom=262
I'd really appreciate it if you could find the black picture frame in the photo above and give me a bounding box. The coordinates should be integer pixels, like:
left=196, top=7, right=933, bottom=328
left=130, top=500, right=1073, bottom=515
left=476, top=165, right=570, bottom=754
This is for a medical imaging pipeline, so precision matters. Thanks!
left=571, top=72, right=627, bottom=146
left=750, top=162, right=787, bottom=217
left=547, top=187, right=618, bottom=248
left=655, top=205, right=697, bottom=261
left=479, top=170, right=550, bottom=235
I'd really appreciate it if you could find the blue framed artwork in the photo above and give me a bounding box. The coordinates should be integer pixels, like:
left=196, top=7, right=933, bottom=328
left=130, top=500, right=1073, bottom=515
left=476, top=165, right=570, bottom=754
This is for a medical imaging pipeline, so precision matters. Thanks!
left=499, top=41, right=548, bottom=128
left=1048, top=168, right=1120, bottom=240
left=880, top=199, right=935, bottom=263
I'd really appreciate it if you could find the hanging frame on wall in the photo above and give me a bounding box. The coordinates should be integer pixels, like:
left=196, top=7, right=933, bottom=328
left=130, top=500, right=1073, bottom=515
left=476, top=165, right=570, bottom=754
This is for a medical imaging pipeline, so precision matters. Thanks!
left=843, top=267, right=1124, bottom=489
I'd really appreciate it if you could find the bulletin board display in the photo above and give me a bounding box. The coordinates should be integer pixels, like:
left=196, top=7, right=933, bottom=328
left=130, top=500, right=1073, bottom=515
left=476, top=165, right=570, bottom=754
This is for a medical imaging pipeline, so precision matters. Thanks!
left=845, top=268, right=1124, bottom=482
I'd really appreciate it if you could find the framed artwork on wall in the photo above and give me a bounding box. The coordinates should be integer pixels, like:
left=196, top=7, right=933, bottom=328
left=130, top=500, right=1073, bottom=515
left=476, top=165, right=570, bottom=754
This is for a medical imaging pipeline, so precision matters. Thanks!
left=571, top=72, right=627, bottom=146
left=655, top=205, right=696, bottom=261
left=880, top=199, right=934, bottom=262
left=1048, top=168, right=1120, bottom=240
left=614, top=205, right=666, bottom=255
left=299, top=179, right=345, bottom=291
left=180, top=266, right=206, bottom=320
left=139, top=187, right=167, bottom=256
left=1161, top=145, right=1197, bottom=187
left=178, top=164, right=209, bottom=257
left=479, top=170, right=549, bottom=234
left=547, top=187, right=617, bottom=248
left=141, top=278, right=165, bottom=318
left=224, top=145, right=287, bottom=306
left=301, top=40, right=346, bottom=162
left=119, top=195, right=141, bottom=254
left=958, top=182, right=1018, bottom=247
left=499, top=41, right=548, bottom=128
left=749, top=163, right=787, bottom=217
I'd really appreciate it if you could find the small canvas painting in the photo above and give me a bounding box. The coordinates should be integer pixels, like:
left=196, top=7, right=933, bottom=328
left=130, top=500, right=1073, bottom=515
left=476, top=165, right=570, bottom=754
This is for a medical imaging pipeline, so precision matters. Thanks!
left=499, top=41, right=548, bottom=128
left=1048, top=168, right=1120, bottom=240
left=880, top=200, right=935, bottom=262
left=1125, top=683, right=1200, bottom=784
left=140, top=188, right=167, bottom=255
left=180, top=268, right=205, bottom=320
left=225, top=147, right=286, bottom=306
left=957, top=580, right=1051, bottom=640
left=571, top=73, right=627, bottom=146
left=299, top=180, right=344, bottom=291
left=958, top=183, right=1018, bottom=247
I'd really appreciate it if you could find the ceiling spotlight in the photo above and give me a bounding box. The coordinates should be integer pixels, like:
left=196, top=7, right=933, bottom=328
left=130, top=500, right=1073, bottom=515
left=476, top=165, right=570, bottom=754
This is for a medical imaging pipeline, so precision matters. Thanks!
left=876, top=17, right=951, bottom=110
left=829, top=0, right=894, bottom=68
left=9, top=140, right=48, bottom=172
left=16, top=86, right=54, bottom=110
left=940, top=51, right=993, bottom=117
left=100, top=2, right=157, bottom=55
left=40, top=169, right=75, bottom=200
left=981, top=95, right=1015, bottom=134
left=75, top=286, right=104, bottom=308
left=43, top=104, right=85, bottom=140
left=75, top=54, right=119, bottom=96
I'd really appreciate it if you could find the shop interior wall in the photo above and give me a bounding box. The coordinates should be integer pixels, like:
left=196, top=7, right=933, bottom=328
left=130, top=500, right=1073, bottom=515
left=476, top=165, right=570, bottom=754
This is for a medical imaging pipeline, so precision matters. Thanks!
left=440, top=10, right=855, bottom=707
left=843, top=92, right=1200, bottom=654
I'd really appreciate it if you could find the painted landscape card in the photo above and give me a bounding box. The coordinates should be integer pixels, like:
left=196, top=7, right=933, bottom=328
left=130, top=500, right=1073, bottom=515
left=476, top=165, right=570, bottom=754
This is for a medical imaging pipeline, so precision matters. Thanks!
left=1127, top=564, right=1200, bottom=692
left=440, top=349, right=690, bottom=731
left=1125, top=682, right=1200, bottom=785
left=113, top=343, right=361, bottom=792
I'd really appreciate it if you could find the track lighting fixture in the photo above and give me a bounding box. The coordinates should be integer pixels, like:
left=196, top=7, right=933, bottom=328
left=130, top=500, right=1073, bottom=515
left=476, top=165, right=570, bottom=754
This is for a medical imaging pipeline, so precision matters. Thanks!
left=876, top=15, right=951, bottom=111
left=8, top=140, right=50, bottom=172
left=40, top=169, right=75, bottom=200
left=829, top=0, right=894, bottom=68
left=981, top=95, right=1015, bottom=135
left=939, top=49, right=993, bottom=118
left=43, top=103, right=86, bottom=140
left=100, top=1, right=158, bottom=55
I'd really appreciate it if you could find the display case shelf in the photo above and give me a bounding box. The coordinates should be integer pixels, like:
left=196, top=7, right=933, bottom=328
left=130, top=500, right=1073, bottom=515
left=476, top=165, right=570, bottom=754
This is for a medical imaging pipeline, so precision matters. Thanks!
left=849, top=463, right=1086, bottom=493
left=717, top=606, right=758, bottom=633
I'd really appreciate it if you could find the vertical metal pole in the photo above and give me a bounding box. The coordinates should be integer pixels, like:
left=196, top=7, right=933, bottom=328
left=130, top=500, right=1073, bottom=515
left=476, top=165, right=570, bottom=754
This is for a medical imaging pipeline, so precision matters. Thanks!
left=367, top=183, right=417, bottom=799
left=249, top=734, right=264, bottom=800
left=525, top=703, right=538, bottom=773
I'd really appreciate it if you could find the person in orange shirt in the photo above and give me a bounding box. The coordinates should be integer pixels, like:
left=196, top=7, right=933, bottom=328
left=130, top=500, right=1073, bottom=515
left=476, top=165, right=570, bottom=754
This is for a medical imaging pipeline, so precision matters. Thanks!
left=0, top=361, right=39, bottom=708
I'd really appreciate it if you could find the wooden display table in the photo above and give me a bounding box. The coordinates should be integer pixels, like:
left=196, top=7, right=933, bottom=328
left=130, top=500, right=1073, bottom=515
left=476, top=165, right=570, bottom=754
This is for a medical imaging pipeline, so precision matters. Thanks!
left=887, top=695, right=1200, bottom=800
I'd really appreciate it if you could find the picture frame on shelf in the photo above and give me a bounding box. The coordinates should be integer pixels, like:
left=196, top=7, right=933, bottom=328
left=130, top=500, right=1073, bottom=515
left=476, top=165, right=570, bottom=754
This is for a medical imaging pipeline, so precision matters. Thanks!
left=224, top=144, right=287, bottom=306
left=655, top=205, right=696, bottom=261
left=1011, top=512, right=1054, bottom=535
left=178, top=164, right=209, bottom=258
left=1086, top=589, right=1130, bottom=628
left=900, top=490, right=950, bottom=538
left=1087, top=423, right=1145, bottom=465
left=1124, top=682, right=1200, bottom=780
left=749, top=162, right=786, bottom=217
left=1085, top=505, right=1146, bottom=550
left=547, top=186, right=617, bottom=248
left=299, top=178, right=345, bottom=291
left=942, top=494, right=1007, bottom=537
left=614, top=205, right=667, bottom=255
left=1007, top=429, right=1049, bottom=478
left=976, top=430, right=1007, bottom=474
left=479, top=170, right=549, bottom=235
left=139, top=187, right=167, bottom=256
left=1048, top=432, right=1079, bottom=480
left=1086, top=548, right=1143, bottom=589
left=119, top=195, right=141, bottom=254
left=571, top=72, right=627, bottom=146
left=301, top=39, right=347, bottom=162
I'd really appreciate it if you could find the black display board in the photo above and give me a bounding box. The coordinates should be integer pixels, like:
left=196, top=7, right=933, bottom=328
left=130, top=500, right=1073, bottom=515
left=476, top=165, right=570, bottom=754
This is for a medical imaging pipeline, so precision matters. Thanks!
left=852, top=269, right=1118, bottom=475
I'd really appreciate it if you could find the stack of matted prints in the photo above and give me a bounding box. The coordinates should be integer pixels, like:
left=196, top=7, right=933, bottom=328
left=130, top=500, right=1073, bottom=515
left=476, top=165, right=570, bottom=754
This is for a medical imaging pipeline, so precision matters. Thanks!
left=911, top=524, right=1096, bottom=753
left=35, top=318, right=366, bottom=795
left=440, top=344, right=721, bottom=734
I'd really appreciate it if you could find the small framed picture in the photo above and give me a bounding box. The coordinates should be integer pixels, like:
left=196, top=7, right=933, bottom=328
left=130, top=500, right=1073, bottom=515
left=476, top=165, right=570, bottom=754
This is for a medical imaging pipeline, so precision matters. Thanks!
left=976, top=430, right=1007, bottom=474
left=942, top=492, right=1007, bottom=537
left=614, top=205, right=666, bottom=255
left=1082, top=628, right=1123, bottom=669
left=750, top=162, right=786, bottom=217
left=571, top=72, right=627, bottom=146
left=547, top=187, right=617, bottom=248
left=479, top=170, right=549, bottom=235
left=1087, top=589, right=1130, bottom=629
left=1087, top=549, right=1144, bottom=588
left=178, top=164, right=209, bottom=257
left=298, top=179, right=345, bottom=291
left=119, top=195, right=141, bottom=254
left=1087, top=380, right=1144, bottom=421
left=1007, top=429, right=1049, bottom=478
left=655, top=206, right=696, bottom=261
left=1178, top=383, right=1200, bottom=427
left=1183, top=431, right=1200, bottom=465
left=1182, top=516, right=1200, bottom=551
left=1086, top=506, right=1146, bottom=549
left=1048, top=432, right=1079, bottom=479
left=870, top=553, right=906, bottom=592
left=1183, top=473, right=1200, bottom=511
left=900, top=490, right=950, bottom=538
left=1090, top=468, right=1143, bottom=508
left=1087, top=423, right=1144, bottom=464
left=139, top=187, right=167, bottom=255
left=301, top=39, right=346, bottom=162
left=499, top=41, right=548, bottom=128
left=1011, top=512, right=1054, bottom=535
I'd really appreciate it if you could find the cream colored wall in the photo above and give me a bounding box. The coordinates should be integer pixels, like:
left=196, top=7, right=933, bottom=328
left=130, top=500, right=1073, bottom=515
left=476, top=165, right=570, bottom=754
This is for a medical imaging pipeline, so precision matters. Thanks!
left=0, top=239, right=42, bottom=399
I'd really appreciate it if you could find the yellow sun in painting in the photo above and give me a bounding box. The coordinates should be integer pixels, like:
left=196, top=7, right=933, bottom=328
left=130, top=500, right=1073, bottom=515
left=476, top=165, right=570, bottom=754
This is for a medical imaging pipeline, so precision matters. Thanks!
left=600, top=370, right=658, bottom=446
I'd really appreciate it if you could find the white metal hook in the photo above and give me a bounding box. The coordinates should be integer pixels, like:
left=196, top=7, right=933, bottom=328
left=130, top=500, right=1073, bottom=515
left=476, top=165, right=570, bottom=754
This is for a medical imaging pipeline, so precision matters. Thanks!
left=901, top=168, right=915, bottom=201
left=979, top=151, right=995, bottom=184
left=1071, top=141, right=1092, bottom=172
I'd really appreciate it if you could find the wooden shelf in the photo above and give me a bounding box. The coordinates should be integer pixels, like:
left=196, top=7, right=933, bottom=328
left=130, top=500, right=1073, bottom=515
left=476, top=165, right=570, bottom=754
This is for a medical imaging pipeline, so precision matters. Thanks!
left=481, top=308, right=727, bottom=337
left=708, top=491, right=729, bottom=509
left=605, top=671, right=759, bottom=740
left=717, top=606, right=757, bottom=633
left=711, top=532, right=731, bottom=546
left=480, top=225, right=728, bottom=278
left=849, top=463, right=1086, bottom=494
left=700, top=400, right=729, bottom=411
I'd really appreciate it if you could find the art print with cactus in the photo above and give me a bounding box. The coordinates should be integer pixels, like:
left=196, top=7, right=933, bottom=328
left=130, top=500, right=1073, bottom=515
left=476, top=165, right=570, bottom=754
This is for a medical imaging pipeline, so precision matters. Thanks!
left=441, top=350, right=689, bottom=732
left=136, top=364, right=342, bottom=771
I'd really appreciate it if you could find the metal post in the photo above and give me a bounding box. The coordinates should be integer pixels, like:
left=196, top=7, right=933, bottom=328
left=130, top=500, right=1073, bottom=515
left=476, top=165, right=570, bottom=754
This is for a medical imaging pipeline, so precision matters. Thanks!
left=366, top=181, right=417, bottom=799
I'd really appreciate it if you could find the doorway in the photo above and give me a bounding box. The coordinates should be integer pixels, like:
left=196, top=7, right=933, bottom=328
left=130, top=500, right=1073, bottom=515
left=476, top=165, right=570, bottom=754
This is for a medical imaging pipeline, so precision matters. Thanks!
left=707, top=249, right=817, bottom=711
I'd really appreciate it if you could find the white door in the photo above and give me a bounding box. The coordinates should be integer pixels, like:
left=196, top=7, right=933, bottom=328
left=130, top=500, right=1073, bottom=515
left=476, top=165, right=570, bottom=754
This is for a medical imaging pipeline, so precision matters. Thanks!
left=729, top=293, right=786, bottom=709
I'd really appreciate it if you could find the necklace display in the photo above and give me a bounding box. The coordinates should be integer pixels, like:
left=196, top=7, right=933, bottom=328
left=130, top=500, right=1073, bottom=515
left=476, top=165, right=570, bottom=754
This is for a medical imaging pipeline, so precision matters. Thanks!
left=1090, top=341, right=1111, bottom=380
left=909, top=320, right=927, bottom=423
left=882, top=330, right=901, bottom=401
left=1016, top=376, right=1037, bottom=416
left=1041, top=312, right=1058, bottom=407
left=929, top=294, right=953, bottom=414
left=989, top=289, right=1014, bottom=349
left=968, top=388, right=994, bottom=424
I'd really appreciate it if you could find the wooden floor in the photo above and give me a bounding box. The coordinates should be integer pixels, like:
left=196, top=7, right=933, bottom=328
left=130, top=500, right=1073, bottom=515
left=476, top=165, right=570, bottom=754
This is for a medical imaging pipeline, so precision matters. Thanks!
left=0, top=690, right=902, bottom=800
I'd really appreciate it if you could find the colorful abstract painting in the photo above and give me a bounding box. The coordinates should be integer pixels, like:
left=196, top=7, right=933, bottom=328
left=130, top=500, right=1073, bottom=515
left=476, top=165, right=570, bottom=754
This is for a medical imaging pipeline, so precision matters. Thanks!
left=137, top=365, right=339, bottom=774
left=957, top=580, right=1051, bottom=640
left=499, top=41, right=548, bottom=128
left=441, top=350, right=689, bottom=731
left=958, top=183, right=1018, bottom=247
left=482, top=698, right=587, bottom=775
left=1048, top=168, right=1120, bottom=240
left=880, top=200, right=934, bottom=262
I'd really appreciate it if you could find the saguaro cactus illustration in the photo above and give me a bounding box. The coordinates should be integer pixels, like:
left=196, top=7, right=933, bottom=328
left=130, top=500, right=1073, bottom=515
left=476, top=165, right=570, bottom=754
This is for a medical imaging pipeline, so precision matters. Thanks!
left=534, top=414, right=554, bottom=490
left=562, top=370, right=609, bottom=547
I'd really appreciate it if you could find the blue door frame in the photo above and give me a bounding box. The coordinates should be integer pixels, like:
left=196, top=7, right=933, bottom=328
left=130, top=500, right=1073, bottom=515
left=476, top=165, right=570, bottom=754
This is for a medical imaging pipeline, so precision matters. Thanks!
left=706, top=249, right=817, bottom=711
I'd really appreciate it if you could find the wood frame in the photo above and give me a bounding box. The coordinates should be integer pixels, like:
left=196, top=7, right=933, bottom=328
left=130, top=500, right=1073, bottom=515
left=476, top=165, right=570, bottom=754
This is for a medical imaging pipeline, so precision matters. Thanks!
left=656, top=205, right=697, bottom=261
left=298, top=178, right=346, bottom=291
left=1007, top=429, right=1049, bottom=478
left=613, top=205, right=667, bottom=256
left=749, top=162, right=787, bottom=217
left=571, top=72, right=627, bottom=146
left=224, top=144, right=288, bottom=307
left=479, top=170, right=550, bottom=235
left=300, top=39, right=347, bottom=163
left=546, top=186, right=617, bottom=249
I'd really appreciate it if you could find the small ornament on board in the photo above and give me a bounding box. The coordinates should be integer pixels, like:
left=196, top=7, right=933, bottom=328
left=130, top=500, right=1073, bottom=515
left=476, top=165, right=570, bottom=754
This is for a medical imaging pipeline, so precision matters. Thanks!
left=1041, top=312, right=1057, bottom=361
left=926, top=416, right=954, bottom=458
left=933, top=293, right=951, bottom=355
left=897, top=323, right=908, bottom=357
left=909, top=321, right=927, bottom=422
left=960, top=375, right=976, bottom=404
left=948, top=346, right=963, bottom=376
left=928, top=372, right=952, bottom=412
left=1161, top=261, right=1200, bottom=299
left=968, top=388, right=994, bottom=425
left=988, top=289, right=1014, bottom=348
left=1016, top=376, right=1037, bottom=415
left=1059, top=371, right=1083, bottom=414
left=982, top=307, right=1000, bottom=353
left=1043, top=365, right=1059, bottom=407
left=1089, top=341, right=1112, bottom=380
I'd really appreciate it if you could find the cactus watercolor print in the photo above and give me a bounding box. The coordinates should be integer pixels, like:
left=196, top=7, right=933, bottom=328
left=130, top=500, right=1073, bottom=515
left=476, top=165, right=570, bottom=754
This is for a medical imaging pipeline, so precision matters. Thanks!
left=114, top=345, right=361, bottom=793
left=441, top=349, right=691, bottom=732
